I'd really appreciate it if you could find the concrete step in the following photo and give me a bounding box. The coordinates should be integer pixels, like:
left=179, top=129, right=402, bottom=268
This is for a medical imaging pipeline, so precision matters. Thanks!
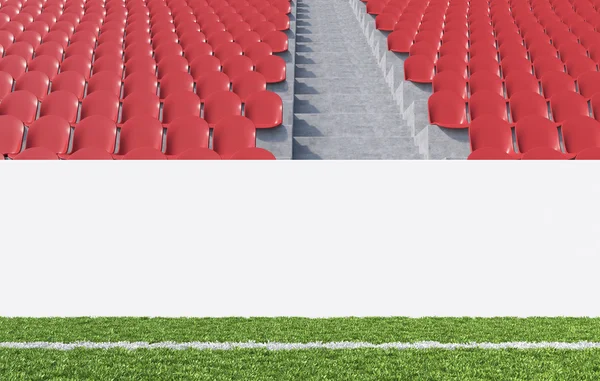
left=294, top=94, right=399, bottom=114
left=294, top=78, right=392, bottom=95
left=293, top=136, right=422, bottom=159
left=295, top=64, right=383, bottom=79
left=296, top=52, right=380, bottom=65
left=293, top=113, right=412, bottom=137
left=296, top=42, right=373, bottom=53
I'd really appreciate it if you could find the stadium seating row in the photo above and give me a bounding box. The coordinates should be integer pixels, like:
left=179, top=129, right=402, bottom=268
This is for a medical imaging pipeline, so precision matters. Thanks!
left=365, top=0, right=600, bottom=159
left=0, top=0, right=289, bottom=159
left=0, top=114, right=273, bottom=159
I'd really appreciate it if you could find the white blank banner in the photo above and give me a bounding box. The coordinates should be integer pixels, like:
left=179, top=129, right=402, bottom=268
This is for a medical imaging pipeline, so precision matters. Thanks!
left=0, top=161, right=599, bottom=317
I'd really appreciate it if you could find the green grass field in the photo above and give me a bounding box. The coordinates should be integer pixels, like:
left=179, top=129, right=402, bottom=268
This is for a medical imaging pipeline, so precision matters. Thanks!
left=2, top=317, right=600, bottom=380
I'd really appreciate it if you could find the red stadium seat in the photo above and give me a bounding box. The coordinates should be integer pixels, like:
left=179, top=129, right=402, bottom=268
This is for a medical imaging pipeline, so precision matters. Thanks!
left=212, top=115, right=256, bottom=158
left=575, top=147, right=600, bottom=159
left=195, top=72, right=231, bottom=102
left=467, top=147, right=520, bottom=160
left=262, top=30, right=288, bottom=53
left=229, top=147, right=276, bottom=159
left=515, top=115, right=573, bottom=157
left=183, top=42, right=213, bottom=63
left=0, top=115, right=25, bottom=156
left=469, top=115, right=519, bottom=156
left=162, top=91, right=202, bottom=124
left=566, top=55, right=598, bottom=77
left=159, top=71, right=195, bottom=99
left=6, top=41, right=35, bottom=62
left=39, top=90, right=79, bottom=123
left=0, top=55, right=27, bottom=80
left=223, top=55, right=254, bottom=80
left=541, top=71, right=576, bottom=99
left=504, top=72, right=540, bottom=98
left=0, top=71, right=12, bottom=101
left=11, top=147, right=60, bottom=160
left=428, top=90, right=468, bottom=128
left=550, top=91, right=590, bottom=123
left=231, top=71, right=266, bottom=101
left=203, top=90, right=242, bottom=127
left=28, top=55, right=60, bottom=80
left=87, top=71, right=123, bottom=98
left=0, top=90, right=39, bottom=124
left=65, top=147, right=115, bottom=160
left=578, top=71, right=600, bottom=98
left=65, top=115, right=117, bottom=157
left=125, top=56, right=157, bottom=77
left=60, top=55, right=92, bottom=80
left=533, top=55, right=565, bottom=79
left=21, top=115, right=71, bottom=155
left=80, top=90, right=120, bottom=122
left=469, top=90, right=508, bottom=121
left=404, top=55, right=435, bottom=82
left=520, top=147, right=573, bottom=159
left=120, top=92, right=161, bottom=123
left=64, top=41, right=95, bottom=61
left=14, top=71, right=50, bottom=100
left=50, top=71, right=86, bottom=100
left=121, top=147, right=167, bottom=160
left=92, top=56, right=124, bottom=78
left=190, top=55, right=222, bottom=78
left=175, top=147, right=222, bottom=159
left=562, top=115, right=600, bottom=154
left=122, top=72, right=158, bottom=99
left=509, top=91, right=549, bottom=122
left=164, top=116, right=210, bottom=156
left=468, top=71, right=504, bottom=97
left=115, top=116, right=164, bottom=156
left=157, top=55, right=190, bottom=79
left=244, top=90, right=282, bottom=128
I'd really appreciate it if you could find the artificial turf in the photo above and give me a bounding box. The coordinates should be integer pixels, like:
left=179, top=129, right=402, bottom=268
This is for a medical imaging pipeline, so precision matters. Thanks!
left=1, top=317, right=600, bottom=343
left=2, top=317, right=600, bottom=380
left=2, top=348, right=600, bottom=380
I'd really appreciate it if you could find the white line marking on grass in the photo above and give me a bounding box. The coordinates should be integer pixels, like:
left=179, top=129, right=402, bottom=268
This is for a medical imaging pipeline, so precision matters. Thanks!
left=2, top=342, right=600, bottom=350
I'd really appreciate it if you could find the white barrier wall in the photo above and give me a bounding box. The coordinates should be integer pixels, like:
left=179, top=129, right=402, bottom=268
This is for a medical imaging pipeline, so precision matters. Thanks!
left=1, top=161, right=599, bottom=317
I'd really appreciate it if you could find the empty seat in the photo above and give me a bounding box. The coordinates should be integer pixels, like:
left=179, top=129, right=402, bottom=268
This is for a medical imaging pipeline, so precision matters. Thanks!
left=66, top=147, right=115, bottom=160
left=0, top=55, right=27, bottom=80
left=0, top=115, right=25, bottom=156
left=428, top=90, right=468, bottom=128
left=467, top=147, right=520, bottom=160
left=505, top=72, right=540, bottom=98
left=469, top=90, right=508, bottom=121
left=244, top=90, right=282, bottom=128
left=566, top=55, right=598, bottom=77
left=60, top=55, right=92, bottom=80
left=50, top=71, right=86, bottom=100
left=436, top=55, right=468, bottom=78
left=28, top=55, right=60, bottom=80
left=64, top=42, right=95, bottom=61
left=223, top=55, right=255, bottom=81
left=469, top=115, right=518, bottom=156
left=520, top=147, right=574, bottom=159
left=575, top=147, right=600, bottom=159
left=175, top=147, right=222, bottom=160
left=0, top=90, right=39, bottom=124
left=115, top=116, right=164, bottom=156
left=578, top=71, right=600, bottom=98
left=203, top=90, right=242, bottom=127
left=35, top=42, right=64, bottom=63
left=80, top=91, right=120, bottom=122
left=541, top=71, right=576, bottom=98
left=404, top=55, right=435, bottom=82
left=87, top=71, right=123, bottom=97
left=21, top=115, right=71, bottom=155
left=157, top=55, right=190, bottom=79
left=39, top=90, right=79, bottom=123
left=66, top=115, right=118, bottom=156
left=509, top=91, right=549, bottom=122
left=121, top=147, right=167, bottom=160
left=183, top=42, right=213, bottom=62
left=162, top=91, right=202, bottom=124
left=6, top=41, right=35, bottom=62
left=562, top=115, right=600, bottom=154
left=122, top=72, right=158, bottom=98
left=14, top=71, right=50, bottom=100
left=468, top=71, right=504, bottom=97
left=159, top=71, right=194, bottom=99
left=11, top=147, right=60, bottom=160
left=164, top=116, right=210, bottom=156
left=515, top=115, right=571, bottom=156
left=125, top=56, right=157, bottom=77
left=533, top=55, right=565, bottom=79
left=262, top=30, right=288, bottom=53
left=432, top=70, right=467, bottom=98
left=120, top=92, right=161, bottom=122
left=550, top=91, right=590, bottom=123
left=195, top=72, right=231, bottom=102
left=229, top=147, right=276, bottom=160
left=92, top=56, right=125, bottom=78
left=231, top=71, right=266, bottom=101
left=212, top=115, right=256, bottom=158
left=190, top=56, right=222, bottom=78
